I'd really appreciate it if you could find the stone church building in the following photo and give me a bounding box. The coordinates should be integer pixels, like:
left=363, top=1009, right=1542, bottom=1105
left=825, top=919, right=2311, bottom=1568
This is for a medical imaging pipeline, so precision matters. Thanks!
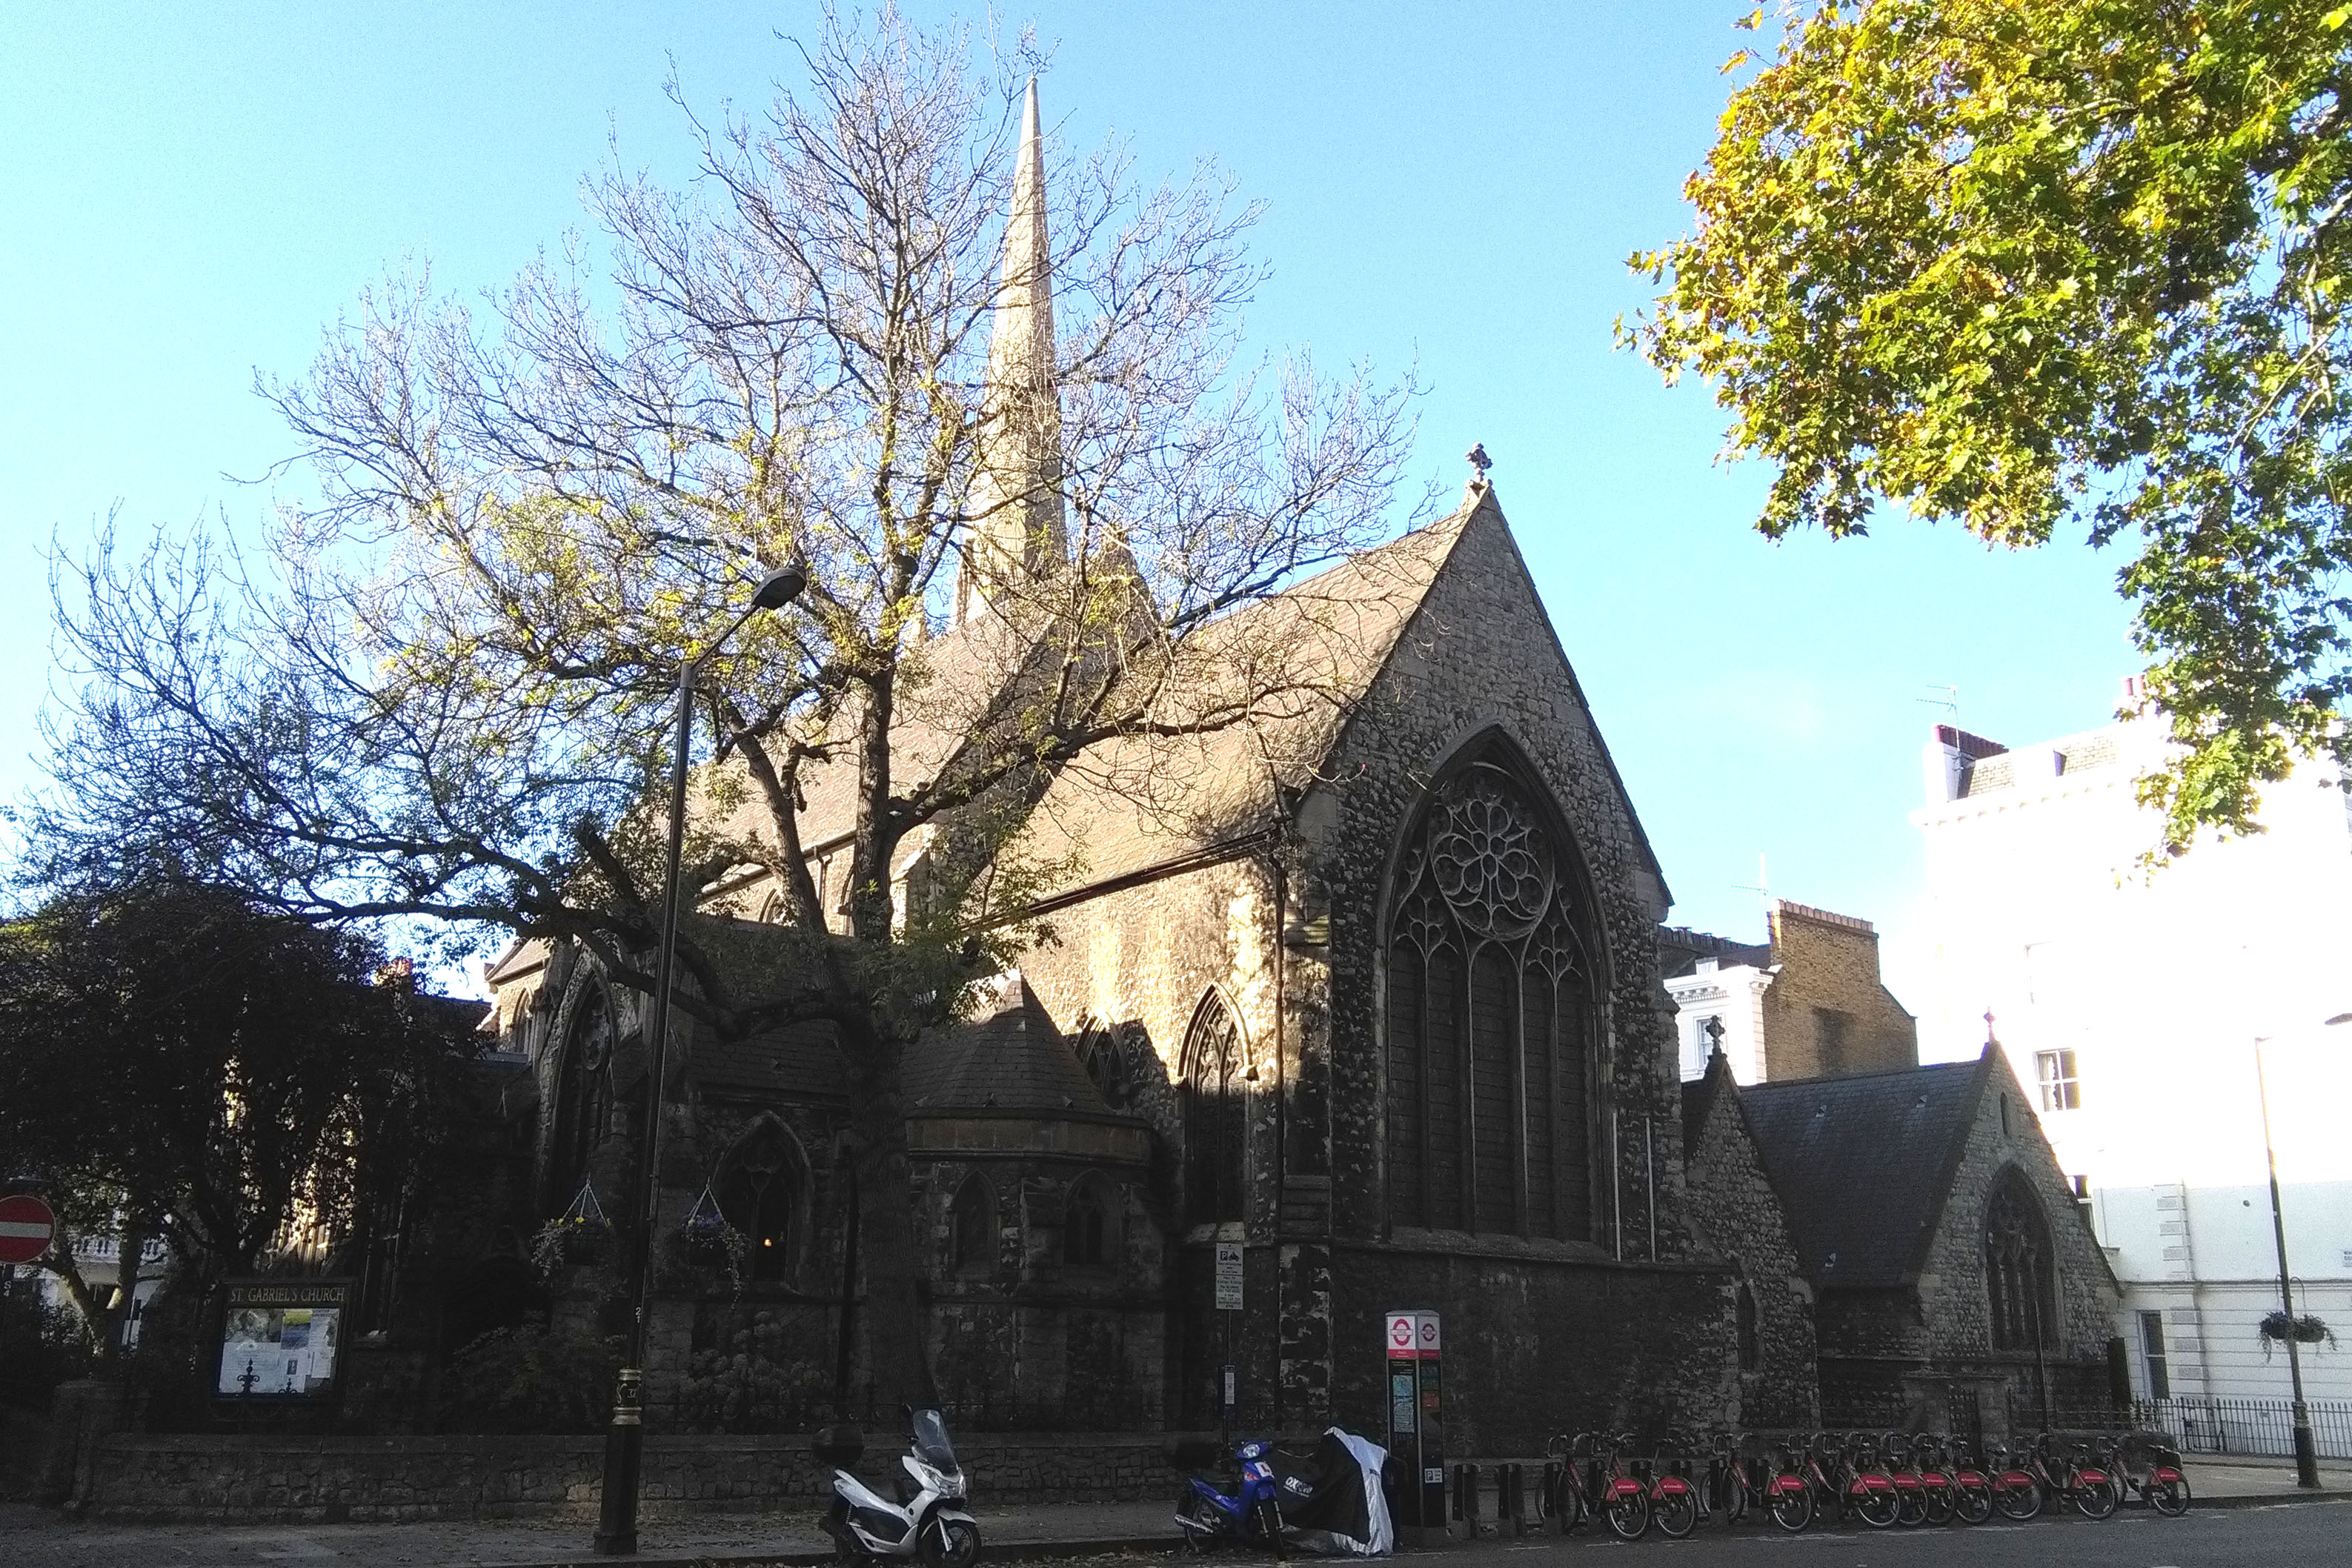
left=469, top=85, right=2107, bottom=1454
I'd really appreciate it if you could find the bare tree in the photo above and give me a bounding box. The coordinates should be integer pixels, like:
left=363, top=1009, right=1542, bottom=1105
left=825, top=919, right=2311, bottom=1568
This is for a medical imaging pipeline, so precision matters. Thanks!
left=26, top=8, right=1421, bottom=1406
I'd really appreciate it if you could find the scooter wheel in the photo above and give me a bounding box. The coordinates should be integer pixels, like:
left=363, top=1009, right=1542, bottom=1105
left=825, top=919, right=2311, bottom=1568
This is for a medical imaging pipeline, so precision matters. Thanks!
left=1177, top=1492, right=1219, bottom=1554
left=919, top=1515, right=980, bottom=1568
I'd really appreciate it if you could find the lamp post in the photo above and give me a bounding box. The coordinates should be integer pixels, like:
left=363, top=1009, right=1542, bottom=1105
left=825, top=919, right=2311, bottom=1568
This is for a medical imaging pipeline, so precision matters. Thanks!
left=595, top=564, right=806, bottom=1558
left=2253, top=1010, right=2352, bottom=1492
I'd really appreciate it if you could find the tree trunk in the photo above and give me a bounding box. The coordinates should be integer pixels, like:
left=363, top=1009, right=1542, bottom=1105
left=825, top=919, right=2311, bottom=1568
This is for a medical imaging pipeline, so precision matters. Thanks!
left=842, top=1022, right=937, bottom=1416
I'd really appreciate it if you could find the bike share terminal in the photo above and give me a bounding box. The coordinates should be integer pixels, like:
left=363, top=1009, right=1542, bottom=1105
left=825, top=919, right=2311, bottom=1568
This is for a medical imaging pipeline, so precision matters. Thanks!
left=1383, top=1309, right=1444, bottom=1544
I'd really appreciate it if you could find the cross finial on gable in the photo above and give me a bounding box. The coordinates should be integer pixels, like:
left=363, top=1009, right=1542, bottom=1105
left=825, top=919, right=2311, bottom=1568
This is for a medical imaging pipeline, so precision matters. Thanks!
left=1466, top=442, right=1492, bottom=482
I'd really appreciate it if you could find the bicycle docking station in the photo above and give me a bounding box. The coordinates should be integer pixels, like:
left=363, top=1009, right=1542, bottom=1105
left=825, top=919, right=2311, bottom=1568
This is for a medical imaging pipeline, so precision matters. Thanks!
left=1383, top=1309, right=1447, bottom=1547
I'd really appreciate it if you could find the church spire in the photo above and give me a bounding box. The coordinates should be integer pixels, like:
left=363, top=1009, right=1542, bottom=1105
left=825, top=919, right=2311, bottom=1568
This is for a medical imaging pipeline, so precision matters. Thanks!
left=957, top=77, right=1066, bottom=625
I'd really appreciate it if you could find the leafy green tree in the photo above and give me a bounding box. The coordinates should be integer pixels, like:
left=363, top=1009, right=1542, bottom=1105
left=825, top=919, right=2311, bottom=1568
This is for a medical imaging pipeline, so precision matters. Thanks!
left=1627, top=0, right=2352, bottom=852
left=0, top=887, right=474, bottom=1369
left=24, top=11, right=1418, bottom=1409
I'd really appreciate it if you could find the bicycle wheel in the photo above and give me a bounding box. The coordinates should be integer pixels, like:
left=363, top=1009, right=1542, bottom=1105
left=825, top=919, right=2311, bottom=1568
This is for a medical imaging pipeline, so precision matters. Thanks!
left=2149, top=1475, right=2191, bottom=1516
left=1652, top=1486, right=1698, bottom=1538
left=1953, top=1481, right=1993, bottom=1525
left=2073, top=1477, right=2119, bottom=1521
left=1719, top=1469, right=1749, bottom=1527
left=1893, top=1486, right=1927, bottom=1527
left=1921, top=1480, right=1956, bottom=1525
left=1993, top=1478, right=2042, bottom=1521
left=1604, top=1490, right=1650, bottom=1541
left=1849, top=1484, right=1899, bottom=1529
left=1767, top=1482, right=1813, bottom=1533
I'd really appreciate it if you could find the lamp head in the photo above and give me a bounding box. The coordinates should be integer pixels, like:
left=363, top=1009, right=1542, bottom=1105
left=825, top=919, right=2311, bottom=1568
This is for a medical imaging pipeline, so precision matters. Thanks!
left=2327, top=1012, right=2352, bottom=1028
left=751, top=565, right=808, bottom=611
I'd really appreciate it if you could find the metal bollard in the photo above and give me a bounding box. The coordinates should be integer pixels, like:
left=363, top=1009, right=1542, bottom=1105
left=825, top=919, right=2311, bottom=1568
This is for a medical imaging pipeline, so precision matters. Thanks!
left=1541, top=1460, right=1563, bottom=1523
left=1499, top=1463, right=1523, bottom=1535
left=1451, top=1463, right=1475, bottom=1523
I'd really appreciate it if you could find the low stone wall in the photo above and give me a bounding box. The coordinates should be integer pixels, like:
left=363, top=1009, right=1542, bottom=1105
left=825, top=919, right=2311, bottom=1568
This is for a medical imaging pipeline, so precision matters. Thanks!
left=82, top=1430, right=1173, bottom=1523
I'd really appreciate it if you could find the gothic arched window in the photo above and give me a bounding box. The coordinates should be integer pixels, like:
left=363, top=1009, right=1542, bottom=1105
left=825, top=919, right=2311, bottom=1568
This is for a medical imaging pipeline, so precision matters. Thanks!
left=1063, top=1173, right=1115, bottom=1267
left=950, top=1174, right=997, bottom=1277
left=1073, top=1021, right=1137, bottom=1110
left=551, top=982, right=615, bottom=1212
left=1985, top=1168, right=2054, bottom=1352
left=1735, top=1280, right=1761, bottom=1372
left=1385, top=756, right=1597, bottom=1238
left=1183, top=994, right=1248, bottom=1226
left=717, top=1115, right=805, bottom=1284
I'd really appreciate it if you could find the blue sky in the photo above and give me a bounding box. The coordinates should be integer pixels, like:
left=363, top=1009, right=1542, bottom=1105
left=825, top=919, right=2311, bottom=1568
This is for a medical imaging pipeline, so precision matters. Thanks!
left=0, top=2, right=2136, bottom=1008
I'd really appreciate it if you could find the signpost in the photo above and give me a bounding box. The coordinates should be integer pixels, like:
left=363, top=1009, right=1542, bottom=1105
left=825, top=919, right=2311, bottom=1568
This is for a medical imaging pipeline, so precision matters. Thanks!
left=1213, top=1243, right=1244, bottom=1311
left=1383, top=1309, right=1444, bottom=1543
left=0, top=1194, right=56, bottom=1266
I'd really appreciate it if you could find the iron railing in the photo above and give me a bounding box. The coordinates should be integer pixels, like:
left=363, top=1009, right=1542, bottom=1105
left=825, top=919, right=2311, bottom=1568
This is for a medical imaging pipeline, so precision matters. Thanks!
left=2131, top=1395, right=2352, bottom=1461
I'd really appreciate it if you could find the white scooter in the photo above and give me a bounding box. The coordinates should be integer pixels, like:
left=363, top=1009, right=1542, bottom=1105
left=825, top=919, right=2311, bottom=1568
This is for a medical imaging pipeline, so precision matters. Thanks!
left=824, top=1407, right=981, bottom=1568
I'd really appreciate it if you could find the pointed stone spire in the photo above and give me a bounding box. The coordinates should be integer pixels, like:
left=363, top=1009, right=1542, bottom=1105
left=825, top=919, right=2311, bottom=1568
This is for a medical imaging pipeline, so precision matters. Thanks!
left=957, top=77, right=1066, bottom=625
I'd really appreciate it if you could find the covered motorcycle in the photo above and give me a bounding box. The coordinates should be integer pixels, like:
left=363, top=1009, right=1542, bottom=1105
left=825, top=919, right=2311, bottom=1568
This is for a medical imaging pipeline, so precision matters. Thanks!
left=1270, top=1429, right=1393, bottom=1556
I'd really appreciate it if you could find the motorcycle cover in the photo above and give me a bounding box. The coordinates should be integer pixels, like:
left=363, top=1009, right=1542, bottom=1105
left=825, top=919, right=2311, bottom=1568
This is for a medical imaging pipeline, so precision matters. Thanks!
left=1272, top=1429, right=1393, bottom=1556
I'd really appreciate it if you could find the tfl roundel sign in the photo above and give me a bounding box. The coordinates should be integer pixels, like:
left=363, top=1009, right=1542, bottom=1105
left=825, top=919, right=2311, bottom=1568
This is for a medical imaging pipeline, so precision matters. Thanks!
left=0, top=1194, right=57, bottom=1266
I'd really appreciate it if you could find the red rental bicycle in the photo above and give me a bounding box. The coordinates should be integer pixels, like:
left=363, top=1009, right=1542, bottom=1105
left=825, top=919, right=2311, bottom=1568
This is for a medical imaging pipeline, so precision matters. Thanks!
left=1940, top=1435, right=1996, bottom=1526
left=2113, top=1431, right=2192, bottom=1515
left=1762, top=1434, right=1816, bottom=1532
left=1840, top=1432, right=1901, bottom=1529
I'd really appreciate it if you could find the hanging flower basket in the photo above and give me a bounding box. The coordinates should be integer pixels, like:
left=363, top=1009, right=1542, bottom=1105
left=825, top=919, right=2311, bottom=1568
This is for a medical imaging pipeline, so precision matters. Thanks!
left=2257, top=1312, right=2335, bottom=1358
left=682, top=1185, right=731, bottom=1265
left=533, top=1181, right=614, bottom=1273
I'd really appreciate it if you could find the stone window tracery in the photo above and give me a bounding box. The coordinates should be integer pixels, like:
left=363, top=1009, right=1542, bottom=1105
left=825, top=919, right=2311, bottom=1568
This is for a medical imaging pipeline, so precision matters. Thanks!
left=1183, top=994, right=1248, bottom=1226
left=1985, top=1168, right=2054, bottom=1352
left=1074, top=1020, right=1137, bottom=1110
left=1385, top=757, right=1596, bottom=1239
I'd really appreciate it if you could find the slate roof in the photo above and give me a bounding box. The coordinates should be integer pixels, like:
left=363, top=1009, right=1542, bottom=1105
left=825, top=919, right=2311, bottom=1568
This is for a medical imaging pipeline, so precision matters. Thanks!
left=1657, top=926, right=1772, bottom=980
left=901, top=972, right=1129, bottom=1120
left=1012, top=494, right=1484, bottom=896
left=671, top=914, right=849, bottom=1098
left=1738, top=1054, right=1989, bottom=1290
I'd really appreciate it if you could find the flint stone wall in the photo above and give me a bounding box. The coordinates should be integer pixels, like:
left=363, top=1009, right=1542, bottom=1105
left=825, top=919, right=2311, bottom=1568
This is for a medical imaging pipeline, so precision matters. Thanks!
left=79, top=1430, right=1168, bottom=1523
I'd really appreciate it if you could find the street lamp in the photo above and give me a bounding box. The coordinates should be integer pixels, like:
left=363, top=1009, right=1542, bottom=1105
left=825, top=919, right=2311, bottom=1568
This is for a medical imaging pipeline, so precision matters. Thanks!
left=595, top=563, right=807, bottom=1558
left=2253, top=1009, right=2351, bottom=1492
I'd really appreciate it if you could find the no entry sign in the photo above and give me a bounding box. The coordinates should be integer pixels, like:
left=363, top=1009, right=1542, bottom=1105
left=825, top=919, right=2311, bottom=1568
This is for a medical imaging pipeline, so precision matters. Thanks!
left=0, top=1194, right=57, bottom=1265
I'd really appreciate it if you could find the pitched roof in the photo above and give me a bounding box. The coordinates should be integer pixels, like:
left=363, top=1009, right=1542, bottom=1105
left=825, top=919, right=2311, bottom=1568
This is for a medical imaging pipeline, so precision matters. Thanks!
left=1009, top=496, right=1481, bottom=895
left=672, top=914, right=848, bottom=1098
left=901, top=971, right=1131, bottom=1120
left=1738, top=1054, right=1988, bottom=1289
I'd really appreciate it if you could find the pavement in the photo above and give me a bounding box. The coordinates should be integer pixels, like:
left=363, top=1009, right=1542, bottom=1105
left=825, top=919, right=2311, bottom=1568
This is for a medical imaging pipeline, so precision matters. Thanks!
left=1, top=1458, right=2347, bottom=1568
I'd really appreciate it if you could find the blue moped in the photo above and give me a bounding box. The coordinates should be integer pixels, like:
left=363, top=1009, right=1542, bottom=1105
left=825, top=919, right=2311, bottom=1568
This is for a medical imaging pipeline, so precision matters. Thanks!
left=1174, top=1438, right=1287, bottom=1555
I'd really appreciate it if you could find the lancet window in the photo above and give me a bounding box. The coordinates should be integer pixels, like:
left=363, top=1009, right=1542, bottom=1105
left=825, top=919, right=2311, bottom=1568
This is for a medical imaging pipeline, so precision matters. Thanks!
left=550, top=982, right=615, bottom=1212
left=1183, top=994, right=1248, bottom=1226
left=1064, top=1173, right=1114, bottom=1267
left=1384, top=757, right=1596, bottom=1238
left=1985, top=1168, right=2054, bottom=1352
left=950, top=1174, right=997, bottom=1277
left=717, top=1116, right=803, bottom=1284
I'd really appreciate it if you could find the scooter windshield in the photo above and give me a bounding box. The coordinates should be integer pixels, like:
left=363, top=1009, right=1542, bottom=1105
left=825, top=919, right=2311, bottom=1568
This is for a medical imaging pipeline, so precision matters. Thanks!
left=911, top=1407, right=960, bottom=1469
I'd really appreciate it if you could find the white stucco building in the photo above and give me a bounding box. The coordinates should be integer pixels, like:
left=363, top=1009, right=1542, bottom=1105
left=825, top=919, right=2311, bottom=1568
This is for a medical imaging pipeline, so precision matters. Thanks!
left=1910, top=684, right=2352, bottom=1418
